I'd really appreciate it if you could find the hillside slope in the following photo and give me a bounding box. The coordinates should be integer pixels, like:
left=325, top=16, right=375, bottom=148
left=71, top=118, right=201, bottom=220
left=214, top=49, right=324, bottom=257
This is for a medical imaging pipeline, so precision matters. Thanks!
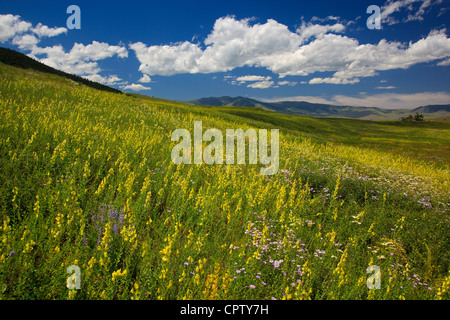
left=0, top=47, right=122, bottom=94
left=1, top=62, right=449, bottom=300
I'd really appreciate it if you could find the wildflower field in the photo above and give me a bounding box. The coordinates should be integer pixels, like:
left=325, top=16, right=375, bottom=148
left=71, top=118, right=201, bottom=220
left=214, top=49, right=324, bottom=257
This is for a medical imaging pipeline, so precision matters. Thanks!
left=0, top=62, right=449, bottom=300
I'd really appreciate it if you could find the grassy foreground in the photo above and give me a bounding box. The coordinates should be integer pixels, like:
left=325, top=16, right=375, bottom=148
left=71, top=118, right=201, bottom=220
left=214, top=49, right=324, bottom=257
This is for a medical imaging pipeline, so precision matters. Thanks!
left=0, top=62, right=449, bottom=300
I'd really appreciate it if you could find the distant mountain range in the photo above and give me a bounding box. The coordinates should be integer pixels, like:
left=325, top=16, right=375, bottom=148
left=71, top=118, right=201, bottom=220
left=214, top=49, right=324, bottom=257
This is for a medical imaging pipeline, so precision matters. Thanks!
left=185, top=96, right=450, bottom=120
left=0, top=47, right=122, bottom=94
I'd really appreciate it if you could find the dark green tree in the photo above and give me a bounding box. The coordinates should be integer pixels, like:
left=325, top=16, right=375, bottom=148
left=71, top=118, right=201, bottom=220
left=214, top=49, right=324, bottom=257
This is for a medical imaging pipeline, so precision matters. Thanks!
left=414, top=112, right=424, bottom=121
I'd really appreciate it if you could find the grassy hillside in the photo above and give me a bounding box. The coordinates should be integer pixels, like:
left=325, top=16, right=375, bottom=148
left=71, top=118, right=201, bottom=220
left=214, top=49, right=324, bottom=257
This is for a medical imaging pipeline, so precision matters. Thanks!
left=199, top=106, right=450, bottom=167
left=0, top=62, right=449, bottom=300
left=0, top=47, right=122, bottom=94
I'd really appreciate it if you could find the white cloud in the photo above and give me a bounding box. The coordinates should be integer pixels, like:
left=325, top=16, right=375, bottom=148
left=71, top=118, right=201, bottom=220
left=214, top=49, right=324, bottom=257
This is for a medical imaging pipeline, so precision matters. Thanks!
left=29, top=45, right=99, bottom=74
left=122, top=83, right=151, bottom=91
left=310, top=16, right=340, bottom=23
left=199, top=17, right=301, bottom=72
left=260, top=91, right=450, bottom=109
left=129, top=16, right=450, bottom=85
left=247, top=80, right=275, bottom=89
left=68, top=41, right=128, bottom=60
left=29, top=41, right=128, bottom=76
left=83, top=74, right=123, bottom=85
left=138, top=74, right=152, bottom=83
left=228, top=75, right=277, bottom=88
left=376, top=86, right=397, bottom=89
left=32, top=23, right=67, bottom=38
left=0, top=14, right=31, bottom=42
left=0, top=14, right=66, bottom=46
left=297, top=29, right=450, bottom=84
left=130, top=16, right=301, bottom=76
left=236, top=75, right=271, bottom=82
left=309, top=77, right=360, bottom=85
left=437, top=58, right=450, bottom=66
left=0, top=14, right=126, bottom=83
left=278, top=80, right=297, bottom=86
left=12, top=34, right=39, bottom=50
left=296, top=21, right=345, bottom=44
left=130, top=41, right=203, bottom=76
left=381, top=0, right=443, bottom=25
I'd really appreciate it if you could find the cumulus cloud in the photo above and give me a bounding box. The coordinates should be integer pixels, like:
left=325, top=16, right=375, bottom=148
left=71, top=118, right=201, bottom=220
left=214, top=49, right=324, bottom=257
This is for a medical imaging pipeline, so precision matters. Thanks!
left=138, top=74, right=152, bottom=83
left=0, top=14, right=127, bottom=85
left=273, top=28, right=450, bottom=83
left=28, top=41, right=128, bottom=76
left=130, top=16, right=301, bottom=76
left=0, top=14, right=31, bottom=42
left=0, top=14, right=66, bottom=46
left=247, top=80, right=276, bottom=89
left=32, top=23, right=67, bottom=38
left=130, top=41, right=203, bottom=76
left=129, top=16, right=450, bottom=85
left=68, top=41, right=128, bottom=60
left=227, top=75, right=278, bottom=88
left=296, top=20, right=346, bottom=44
left=198, top=17, right=301, bottom=72
left=83, top=74, right=123, bottom=85
left=12, top=34, right=39, bottom=50
left=122, top=83, right=151, bottom=91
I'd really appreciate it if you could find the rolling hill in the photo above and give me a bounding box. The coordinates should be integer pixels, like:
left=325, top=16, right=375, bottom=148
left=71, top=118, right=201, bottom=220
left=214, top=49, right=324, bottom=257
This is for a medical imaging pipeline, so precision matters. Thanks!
left=412, top=104, right=450, bottom=113
left=186, top=96, right=450, bottom=120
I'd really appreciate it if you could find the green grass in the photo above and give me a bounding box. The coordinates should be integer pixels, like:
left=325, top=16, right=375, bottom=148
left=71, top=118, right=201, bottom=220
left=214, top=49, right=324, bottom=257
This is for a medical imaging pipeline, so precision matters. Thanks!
left=200, top=107, right=450, bottom=167
left=0, top=62, right=449, bottom=300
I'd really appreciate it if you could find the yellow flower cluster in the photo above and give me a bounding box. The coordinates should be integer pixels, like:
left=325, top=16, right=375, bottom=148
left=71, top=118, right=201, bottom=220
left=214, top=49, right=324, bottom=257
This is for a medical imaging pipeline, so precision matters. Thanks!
left=333, top=249, right=348, bottom=288
left=1, top=216, right=11, bottom=244
left=11, top=187, right=18, bottom=210
left=121, top=224, right=137, bottom=249
left=0, top=216, right=12, bottom=263
left=33, top=195, right=40, bottom=220
left=112, top=268, right=127, bottom=282
left=23, top=240, right=36, bottom=254
left=191, top=258, right=207, bottom=287
left=436, top=271, right=450, bottom=300
left=98, top=222, right=112, bottom=267
left=202, top=263, right=222, bottom=299
left=130, top=283, right=140, bottom=300
left=52, top=212, right=64, bottom=239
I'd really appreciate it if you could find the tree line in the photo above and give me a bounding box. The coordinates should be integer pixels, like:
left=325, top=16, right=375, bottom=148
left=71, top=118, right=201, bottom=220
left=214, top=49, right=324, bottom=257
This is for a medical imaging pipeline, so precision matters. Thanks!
left=401, top=112, right=424, bottom=121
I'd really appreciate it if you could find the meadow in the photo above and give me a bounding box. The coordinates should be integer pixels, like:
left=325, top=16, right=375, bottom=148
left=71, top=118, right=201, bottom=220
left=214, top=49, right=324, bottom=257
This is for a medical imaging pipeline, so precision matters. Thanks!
left=0, top=62, right=449, bottom=300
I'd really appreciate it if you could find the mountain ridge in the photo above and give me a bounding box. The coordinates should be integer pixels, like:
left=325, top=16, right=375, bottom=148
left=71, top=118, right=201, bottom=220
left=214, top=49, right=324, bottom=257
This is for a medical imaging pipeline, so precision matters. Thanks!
left=185, top=96, right=450, bottom=120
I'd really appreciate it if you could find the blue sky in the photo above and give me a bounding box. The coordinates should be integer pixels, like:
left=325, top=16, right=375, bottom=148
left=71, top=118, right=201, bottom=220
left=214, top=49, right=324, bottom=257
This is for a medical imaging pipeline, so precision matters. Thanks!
left=1, top=0, right=450, bottom=108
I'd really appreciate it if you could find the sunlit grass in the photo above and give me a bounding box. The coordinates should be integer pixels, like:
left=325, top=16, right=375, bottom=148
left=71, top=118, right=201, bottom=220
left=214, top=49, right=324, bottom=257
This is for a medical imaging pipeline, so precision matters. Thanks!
left=0, top=62, right=449, bottom=300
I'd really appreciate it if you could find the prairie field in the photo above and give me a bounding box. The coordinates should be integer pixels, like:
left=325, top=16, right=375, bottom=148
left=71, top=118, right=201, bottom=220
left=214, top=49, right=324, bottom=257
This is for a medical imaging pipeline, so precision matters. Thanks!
left=0, top=62, right=449, bottom=300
